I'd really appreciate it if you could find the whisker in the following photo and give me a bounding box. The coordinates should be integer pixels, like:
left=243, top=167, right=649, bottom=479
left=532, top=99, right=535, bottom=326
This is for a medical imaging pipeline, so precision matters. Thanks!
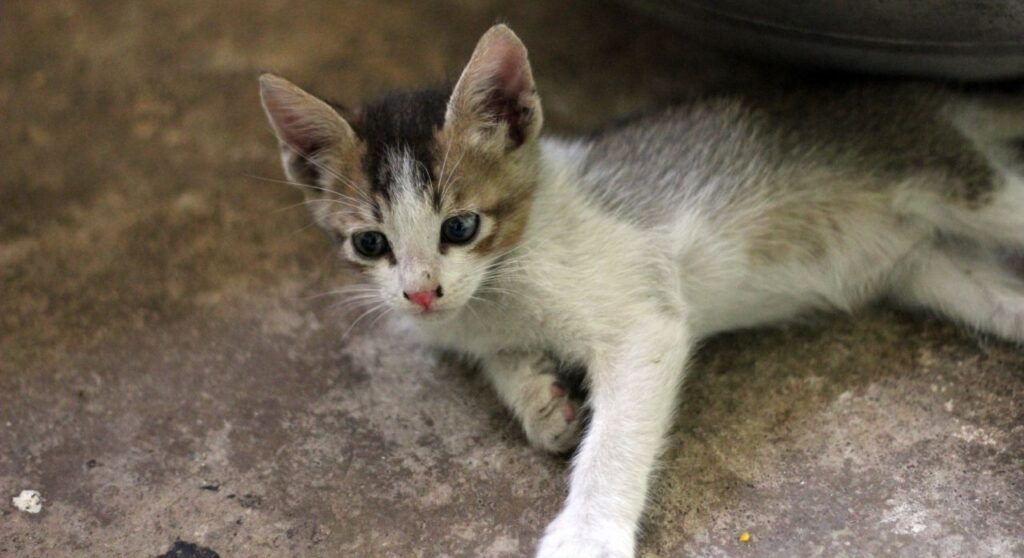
left=245, top=173, right=368, bottom=208
left=299, top=148, right=374, bottom=204
left=287, top=219, right=325, bottom=238
left=270, top=197, right=364, bottom=217
left=437, top=139, right=453, bottom=195
left=296, top=149, right=355, bottom=188
left=328, top=297, right=377, bottom=319
left=244, top=173, right=313, bottom=191
left=364, top=305, right=394, bottom=331
left=302, top=285, right=381, bottom=300
left=311, top=293, right=383, bottom=307
left=327, top=292, right=381, bottom=309
left=465, top=296, right=486, bottom=322
left=324, top=292, right=382, bottom=305
left=341, top=302, right=389, bottom=341
left=439, top=148, right=467, bottom=200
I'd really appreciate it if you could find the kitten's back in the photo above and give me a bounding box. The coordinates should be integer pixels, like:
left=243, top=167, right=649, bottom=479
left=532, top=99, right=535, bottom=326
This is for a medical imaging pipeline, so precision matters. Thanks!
left=577, top=82, right=1015, bottom=225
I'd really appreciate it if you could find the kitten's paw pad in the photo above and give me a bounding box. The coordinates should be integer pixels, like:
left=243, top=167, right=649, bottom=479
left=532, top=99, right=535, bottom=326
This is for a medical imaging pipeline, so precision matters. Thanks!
left=548, top=383, right=577, bottom=421
left=522, top=379, right=582, bottom=454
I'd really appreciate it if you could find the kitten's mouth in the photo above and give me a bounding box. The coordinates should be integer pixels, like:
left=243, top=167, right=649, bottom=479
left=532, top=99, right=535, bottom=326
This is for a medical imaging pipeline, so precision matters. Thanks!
left=409, top=305, right=457, bottom=322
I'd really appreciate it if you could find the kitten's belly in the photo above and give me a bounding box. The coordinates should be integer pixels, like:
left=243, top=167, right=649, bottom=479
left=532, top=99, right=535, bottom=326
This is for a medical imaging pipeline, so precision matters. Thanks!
left=689, top=282, right=843, bottom=336
left=684, top=231, right=921, bottom=337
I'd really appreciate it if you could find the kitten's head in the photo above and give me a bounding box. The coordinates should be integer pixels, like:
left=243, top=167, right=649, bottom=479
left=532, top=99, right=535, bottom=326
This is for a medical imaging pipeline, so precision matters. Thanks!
left=259, top=25, right=542, bottom=322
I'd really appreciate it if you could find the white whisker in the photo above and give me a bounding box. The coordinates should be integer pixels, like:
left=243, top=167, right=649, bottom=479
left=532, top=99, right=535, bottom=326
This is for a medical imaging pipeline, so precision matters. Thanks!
left=341, top=302, right=389, bottom=341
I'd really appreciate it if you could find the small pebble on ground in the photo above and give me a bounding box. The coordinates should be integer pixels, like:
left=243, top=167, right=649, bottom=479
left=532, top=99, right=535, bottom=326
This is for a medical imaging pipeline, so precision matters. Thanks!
left=12, top=490, right=43, bottom=514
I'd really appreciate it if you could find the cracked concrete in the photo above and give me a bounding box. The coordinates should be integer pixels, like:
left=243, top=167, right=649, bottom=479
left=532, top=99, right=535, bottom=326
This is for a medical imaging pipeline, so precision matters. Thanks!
left=1, top=1, right=1022, bottom=556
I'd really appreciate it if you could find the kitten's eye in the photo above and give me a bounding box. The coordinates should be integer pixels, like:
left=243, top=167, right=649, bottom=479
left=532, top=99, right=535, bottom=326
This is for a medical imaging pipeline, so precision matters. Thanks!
left=352, top=231, right=389, bottom=258
left=441, top=213, right=480, bottom=245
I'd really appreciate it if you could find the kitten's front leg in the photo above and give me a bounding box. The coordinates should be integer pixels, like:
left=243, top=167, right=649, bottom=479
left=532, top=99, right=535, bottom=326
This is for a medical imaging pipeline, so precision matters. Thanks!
left=536, top=317, right=692, bottom=558
left=482, top=352, right=583, bottom=454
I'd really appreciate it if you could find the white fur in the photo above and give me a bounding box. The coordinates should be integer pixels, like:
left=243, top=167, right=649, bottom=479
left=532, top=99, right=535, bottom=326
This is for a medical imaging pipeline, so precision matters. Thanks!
left=406, top=132, right=1024, bottom=556
left=261, top=29, right=1024, bottom=557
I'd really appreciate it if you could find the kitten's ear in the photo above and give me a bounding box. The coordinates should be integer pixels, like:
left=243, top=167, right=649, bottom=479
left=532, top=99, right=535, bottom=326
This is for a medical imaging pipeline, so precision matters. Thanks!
left=445, top=24, right=542, bottom=152
left=259, top=73, right=356, bottom=166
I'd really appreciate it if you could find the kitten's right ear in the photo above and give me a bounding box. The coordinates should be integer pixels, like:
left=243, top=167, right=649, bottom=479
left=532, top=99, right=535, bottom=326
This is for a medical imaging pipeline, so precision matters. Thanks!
left=445, top=25, right=542, bottom=153
left=259, top=73, right=356, bottom=167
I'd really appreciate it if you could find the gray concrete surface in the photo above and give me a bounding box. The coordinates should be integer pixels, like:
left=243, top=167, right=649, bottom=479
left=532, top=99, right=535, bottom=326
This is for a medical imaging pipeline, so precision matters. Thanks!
left=1, top=1, right=1022, bottom=556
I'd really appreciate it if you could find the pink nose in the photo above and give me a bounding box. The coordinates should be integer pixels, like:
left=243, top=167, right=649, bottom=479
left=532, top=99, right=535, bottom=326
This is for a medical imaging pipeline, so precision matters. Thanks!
left=404, top=287, right=441, bottom=309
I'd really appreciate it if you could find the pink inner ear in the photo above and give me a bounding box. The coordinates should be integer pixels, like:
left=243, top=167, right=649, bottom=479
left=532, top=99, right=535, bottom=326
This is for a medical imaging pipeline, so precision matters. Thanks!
left=277, top=112, right=319, bottom=154
left=476, top=41, right=533, bottom=147
left=263, top=92, right=324, bottom=154
left=491, top=42, right=529, bottom=99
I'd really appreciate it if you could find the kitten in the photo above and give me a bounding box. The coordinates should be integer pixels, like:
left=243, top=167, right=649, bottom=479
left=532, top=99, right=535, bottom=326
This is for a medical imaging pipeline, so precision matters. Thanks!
left=259, top=24, right=1024, bottom=558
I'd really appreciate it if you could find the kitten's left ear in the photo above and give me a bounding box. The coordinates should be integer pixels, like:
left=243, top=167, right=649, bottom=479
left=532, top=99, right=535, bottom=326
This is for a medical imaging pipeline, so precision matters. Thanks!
left=259, top=73, right=356, bottom=161
left=446, top=24, right=543, bottom=152
left=259, top=73, right=359, bottom=190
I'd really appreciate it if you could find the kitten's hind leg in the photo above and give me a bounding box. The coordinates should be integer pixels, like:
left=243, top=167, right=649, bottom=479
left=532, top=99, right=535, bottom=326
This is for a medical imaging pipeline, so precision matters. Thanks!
left=892, top=243, right=1024, bottom=342
left=932, top=100, right=1024, bottom=247
left=482, top=352, right=584, bottom=454
left=936, top=168, right=1024, bottom=248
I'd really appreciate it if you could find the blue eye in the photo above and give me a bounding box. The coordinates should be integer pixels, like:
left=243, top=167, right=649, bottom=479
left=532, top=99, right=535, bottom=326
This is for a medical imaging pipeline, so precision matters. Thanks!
left=441, top=213, right=479, bottom=244
left=353, top=231, right=389, bottom=258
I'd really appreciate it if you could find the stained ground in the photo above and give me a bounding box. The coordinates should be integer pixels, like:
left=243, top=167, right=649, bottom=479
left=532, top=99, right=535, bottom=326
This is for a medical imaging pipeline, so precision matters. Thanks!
left=1, top=1, right=1022, bottom=556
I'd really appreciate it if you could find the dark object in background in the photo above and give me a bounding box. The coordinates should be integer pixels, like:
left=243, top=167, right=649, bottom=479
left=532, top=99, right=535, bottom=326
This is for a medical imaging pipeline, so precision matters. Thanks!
left=622, top=0, right=1024, bottom=79
left=155, top=540, right=221, bottom=558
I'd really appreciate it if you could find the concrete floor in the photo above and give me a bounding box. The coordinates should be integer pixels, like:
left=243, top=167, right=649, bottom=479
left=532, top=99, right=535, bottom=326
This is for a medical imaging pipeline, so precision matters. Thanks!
left=1, top=1, right=1022, bottom=556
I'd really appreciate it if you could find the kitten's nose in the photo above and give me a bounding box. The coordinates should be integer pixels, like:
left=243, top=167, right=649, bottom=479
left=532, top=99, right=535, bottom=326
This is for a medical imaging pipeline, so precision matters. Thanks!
left=403, top=286, right=443, bottom=310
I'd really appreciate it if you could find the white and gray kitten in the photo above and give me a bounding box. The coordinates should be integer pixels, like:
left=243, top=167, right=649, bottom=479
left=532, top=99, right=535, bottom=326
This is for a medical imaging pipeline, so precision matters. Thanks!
left=260, top=24, right=1024, bottom=558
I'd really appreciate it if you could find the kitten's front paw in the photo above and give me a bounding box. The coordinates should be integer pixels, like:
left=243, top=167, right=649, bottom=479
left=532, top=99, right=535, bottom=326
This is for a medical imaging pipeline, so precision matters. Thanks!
left=521, top=374, right=582, bottom=454
left=535, top=513, right=634, bottom=558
